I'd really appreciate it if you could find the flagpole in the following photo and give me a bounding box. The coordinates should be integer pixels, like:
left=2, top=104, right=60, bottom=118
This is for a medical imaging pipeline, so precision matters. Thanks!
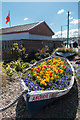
left=9, top=10, right=11, bottom=27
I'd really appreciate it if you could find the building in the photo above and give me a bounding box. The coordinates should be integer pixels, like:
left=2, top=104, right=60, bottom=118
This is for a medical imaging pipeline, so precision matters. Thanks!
left=0, top=21, right=62, bottom=60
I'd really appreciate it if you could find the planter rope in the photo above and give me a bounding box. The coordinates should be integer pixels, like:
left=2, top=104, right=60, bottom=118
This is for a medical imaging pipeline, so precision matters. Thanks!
left=0, top=90, right=28, bottom=112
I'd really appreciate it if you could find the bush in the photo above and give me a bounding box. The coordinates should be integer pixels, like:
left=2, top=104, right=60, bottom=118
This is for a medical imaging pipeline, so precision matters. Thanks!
left=37, top=56, right=42, bottom=60
left=15, top=60, right=23, bottom=71
left=4, top=60, right=30, bottom=78
left=35, top=53, right=40, bottom=60
left=30, top=59, right=37, bottom=64
left=5, top=64, right=16, bottom=77
left=11, top=43, right=28, bottom=61
left=23, top=62, right=30, bottom=68
left=44, top=53, right=50, bottom=57
left=35, top=46, right=50, bottom=60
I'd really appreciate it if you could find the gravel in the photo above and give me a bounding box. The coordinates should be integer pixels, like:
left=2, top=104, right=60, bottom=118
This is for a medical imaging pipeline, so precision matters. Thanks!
left=1, top=59, right=80, bottom=120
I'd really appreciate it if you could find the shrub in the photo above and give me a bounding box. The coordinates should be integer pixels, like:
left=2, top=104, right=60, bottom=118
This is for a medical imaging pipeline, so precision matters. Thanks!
left=5, top=64, right=16, bottom=77
left=35, top=53, right=40, bottom=60
left=38, top=46, right=49, bottom=56
left=30, top=59, right=37, bottom=64
left=23, top=62, right=30, bottom=68
left=15, top=60, right=23, bottom=71
left=37, top=56, right=42, bottom=60
left=44, top=53, right=50, bottom=57
left=35, top=46, right=50, bottom=60
left=11, top=43, right=28, bottom=61
left=4, top=60, right=30, bottom=78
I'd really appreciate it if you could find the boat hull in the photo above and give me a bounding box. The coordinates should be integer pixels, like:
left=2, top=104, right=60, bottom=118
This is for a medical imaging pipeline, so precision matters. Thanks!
left=20, top=56, right=74, bottom=117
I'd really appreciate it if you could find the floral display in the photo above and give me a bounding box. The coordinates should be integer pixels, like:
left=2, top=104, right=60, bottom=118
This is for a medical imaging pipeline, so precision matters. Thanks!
left=22, top=56, right=73, bottom=91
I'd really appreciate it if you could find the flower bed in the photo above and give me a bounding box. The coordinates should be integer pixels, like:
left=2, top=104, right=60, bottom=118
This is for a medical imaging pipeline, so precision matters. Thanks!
left=22, top=56, right=73, bottom=91
left=56, top=48, right=77, bottom=53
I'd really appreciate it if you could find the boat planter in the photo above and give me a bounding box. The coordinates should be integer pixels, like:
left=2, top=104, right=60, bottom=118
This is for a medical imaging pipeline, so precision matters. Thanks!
left=20, top=56, right=74, bottom=117
left=55, top=48, right=76, bottom=58
left=56, top=52, right=76, bottom=58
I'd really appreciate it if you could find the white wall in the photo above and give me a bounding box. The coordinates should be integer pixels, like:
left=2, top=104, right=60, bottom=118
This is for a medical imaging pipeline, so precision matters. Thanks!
left=1, top=32, right=29, bottom=40
left=0, top=32, right=53, bottom=41
left=29, top=34, right=53, bottom=40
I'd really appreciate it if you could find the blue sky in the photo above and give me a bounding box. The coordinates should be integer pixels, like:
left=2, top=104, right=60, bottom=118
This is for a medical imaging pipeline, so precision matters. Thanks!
left=1, top=2, right=79, bottom=37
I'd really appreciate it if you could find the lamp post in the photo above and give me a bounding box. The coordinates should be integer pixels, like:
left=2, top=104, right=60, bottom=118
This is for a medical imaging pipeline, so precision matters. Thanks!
left=67, top=11, right=69, bottom=48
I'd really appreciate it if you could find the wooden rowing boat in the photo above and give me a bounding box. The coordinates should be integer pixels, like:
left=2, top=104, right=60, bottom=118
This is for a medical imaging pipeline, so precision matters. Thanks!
left=20, top=56, right=74, bottom=117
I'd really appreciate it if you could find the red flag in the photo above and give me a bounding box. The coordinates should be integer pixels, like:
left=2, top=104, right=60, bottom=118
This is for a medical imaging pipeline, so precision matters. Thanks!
left=6, top=11, right=10, bottom=24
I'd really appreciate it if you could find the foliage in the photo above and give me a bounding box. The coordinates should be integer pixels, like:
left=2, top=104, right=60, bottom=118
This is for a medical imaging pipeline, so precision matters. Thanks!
left=35, top=45, right=50, bottom=60
left=30, top=59, right=37, bottom=64
left=6, top=64, right=17, bottom=77
left=78, top=51, right=80, bottom=57
left=61, top=44, right=65, bottom=48
left=56, top=48, right=77, bottom=54
left=27, top=51, right=36, bottom=62
left=23, top=62, right=30, bottom=68
left=3, top=60, right=30, bottom=78
left=22, top=57, right=73, bottom=91
left=38, top=45, right=49, bottom=57
left=35, top=53, right=40, bottom=60
left=0, top=63, right=9, bottom=87
left=44, top=53, right=50, bottom=57
left=11, top=43, right=28, bottom=61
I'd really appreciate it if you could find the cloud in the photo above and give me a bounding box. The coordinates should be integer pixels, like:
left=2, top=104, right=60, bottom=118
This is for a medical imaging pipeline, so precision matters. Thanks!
left=57, top=9, right=64, bottom=14
left=52, top=29, right=78, bottom=38
left=50, top=23, right=54, bottom=26
left=69, top=16, right=73, bottom=20
left=24, top=18, right=29, bottom=21
left=70, top=19, right=78, bottom=24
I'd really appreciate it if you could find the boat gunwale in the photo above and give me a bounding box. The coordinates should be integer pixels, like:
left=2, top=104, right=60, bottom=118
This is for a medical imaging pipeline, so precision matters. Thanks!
left=20, top=56, right=74, bottom=95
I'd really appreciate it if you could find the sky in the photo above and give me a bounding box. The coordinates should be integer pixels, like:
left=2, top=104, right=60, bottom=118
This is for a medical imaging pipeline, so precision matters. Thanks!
left=1, top=1, right=79, bottom=38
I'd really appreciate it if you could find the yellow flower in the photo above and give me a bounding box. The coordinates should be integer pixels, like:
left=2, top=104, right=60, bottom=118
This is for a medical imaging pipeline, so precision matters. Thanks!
left=60, top=69, right=63, bottom=74
left=37, top=76, right=41, bottom=79
left=44, top=83, right=47, bottom=86
left=43, top=75, right=46, bottom=78
left=39, top=78, right=43, bottom=81
left=34, top=67, right=38, bottom=71
left=40, top=80, right=47, bottom=86
left=45, top=78, right=50, bottom=83
left=42, top=68, right=45, bottom=71
left=55, top=75, right=57, bottom=79
left=49, top=70, right=53, bottom=74
left=40, top=71, right=44, bottom=75
left=33, top=74, right=36, bottom=77
left=50, top=77, right=54, bottom=80
left=47, top=68, right=50, bottom=71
